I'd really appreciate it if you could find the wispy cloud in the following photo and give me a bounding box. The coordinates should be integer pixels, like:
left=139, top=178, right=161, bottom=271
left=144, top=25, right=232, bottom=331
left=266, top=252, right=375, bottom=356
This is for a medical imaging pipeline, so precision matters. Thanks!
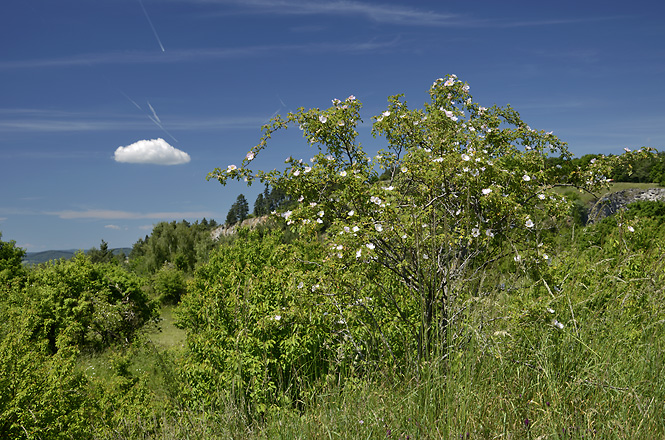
left=185, top=0, right=622, bottom=28
left=196, top=0, right=463, bottom=26
left=114, top=138, right=191, bottom=165
left=138, top=0, right=166, bottom=52
left=0, top=40, right=398, bottom=71
left=104, top=224, right=122, bottom=230
left=47, top=209, right=218, bottom=220
left=0, top=108, right=268, bottom=133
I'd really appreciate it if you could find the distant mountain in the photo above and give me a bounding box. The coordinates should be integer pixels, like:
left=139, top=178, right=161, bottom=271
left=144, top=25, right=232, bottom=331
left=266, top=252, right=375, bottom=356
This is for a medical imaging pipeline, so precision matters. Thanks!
left=23, top=248, right=132, bottom=266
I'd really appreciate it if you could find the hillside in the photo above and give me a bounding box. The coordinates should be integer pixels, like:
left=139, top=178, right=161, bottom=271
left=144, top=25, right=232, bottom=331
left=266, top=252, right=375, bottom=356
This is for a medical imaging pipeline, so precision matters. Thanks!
left=23, top=248, right=132, bottom=265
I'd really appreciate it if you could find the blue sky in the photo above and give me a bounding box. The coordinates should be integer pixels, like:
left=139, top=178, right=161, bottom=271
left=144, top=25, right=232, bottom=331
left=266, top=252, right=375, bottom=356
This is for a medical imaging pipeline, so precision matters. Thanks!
left=1, top=0, right=664, bottom=251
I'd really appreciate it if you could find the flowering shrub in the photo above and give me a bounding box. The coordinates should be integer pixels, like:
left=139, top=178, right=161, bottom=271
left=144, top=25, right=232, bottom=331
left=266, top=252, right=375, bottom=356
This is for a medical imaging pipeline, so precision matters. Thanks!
left=209, top=75, right=649, bottom=361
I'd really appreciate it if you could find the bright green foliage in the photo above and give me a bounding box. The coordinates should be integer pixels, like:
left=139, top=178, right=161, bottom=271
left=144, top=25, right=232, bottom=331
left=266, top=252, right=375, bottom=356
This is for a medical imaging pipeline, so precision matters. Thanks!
left=129, top=219, right=216, bottom=275
left=209, top=75, right=648, bottom=360
left=0, top=232, right=26, bottom=285
left=17, top=254, right=158, bottom=353
left=0, top=338, right=90, bottom=439
left=152, top=264, right=187, bottom=305
left=175, top=230, right=336, bottom=413
left=611, top=150, right=665, bottom=184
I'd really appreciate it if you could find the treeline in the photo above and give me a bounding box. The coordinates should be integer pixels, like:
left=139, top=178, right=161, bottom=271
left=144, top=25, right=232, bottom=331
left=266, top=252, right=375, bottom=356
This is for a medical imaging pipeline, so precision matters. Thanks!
left=225, top=185, right=292, bottom=226
left=547, top=151, right=665, bottom=185
left=128, top=218, right=218, bottom=275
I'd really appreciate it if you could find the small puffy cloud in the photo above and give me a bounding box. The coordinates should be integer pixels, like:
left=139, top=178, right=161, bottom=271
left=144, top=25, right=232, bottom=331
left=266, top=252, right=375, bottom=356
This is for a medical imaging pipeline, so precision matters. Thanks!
left=114, top=138, right=190, bottom=165
left=104, top=224, right=121, bottom=230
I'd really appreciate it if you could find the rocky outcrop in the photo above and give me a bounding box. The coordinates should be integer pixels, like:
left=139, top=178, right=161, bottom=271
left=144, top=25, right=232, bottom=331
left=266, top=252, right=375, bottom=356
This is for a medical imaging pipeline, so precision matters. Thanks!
left=587, top=188, right=665, bottom=224
left=210, top=215, right=271, bottom=240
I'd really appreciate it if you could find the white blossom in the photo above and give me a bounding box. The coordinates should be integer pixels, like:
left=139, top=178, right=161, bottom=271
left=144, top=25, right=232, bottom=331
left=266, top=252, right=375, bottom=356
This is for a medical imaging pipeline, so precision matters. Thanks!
left=319, top=115, right=327, bottom=123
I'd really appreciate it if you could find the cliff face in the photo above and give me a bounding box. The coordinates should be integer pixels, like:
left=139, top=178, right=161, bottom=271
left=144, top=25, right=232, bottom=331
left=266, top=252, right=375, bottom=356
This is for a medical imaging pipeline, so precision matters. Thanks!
left=587, top=188, right=665, bottom=224
left=210, top=215, right=270, bottom=240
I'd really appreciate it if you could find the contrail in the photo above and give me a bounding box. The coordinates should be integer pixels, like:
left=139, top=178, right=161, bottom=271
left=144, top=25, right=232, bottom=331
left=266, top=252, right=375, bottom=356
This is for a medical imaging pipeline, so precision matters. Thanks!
left=147, top=101, right=161, bottom=123
left=120, top=90, right=178, bottom=143
left=138, top=0, right=165, bottom=52
left=119, top=90, right=142, bottom=110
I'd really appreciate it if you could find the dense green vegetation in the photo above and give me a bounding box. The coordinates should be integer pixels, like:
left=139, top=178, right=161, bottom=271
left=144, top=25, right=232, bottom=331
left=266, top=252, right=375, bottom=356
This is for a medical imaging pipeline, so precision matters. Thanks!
left=2, top=76, right=663, bottom=438
left=2, top=204, right=664, bottom=438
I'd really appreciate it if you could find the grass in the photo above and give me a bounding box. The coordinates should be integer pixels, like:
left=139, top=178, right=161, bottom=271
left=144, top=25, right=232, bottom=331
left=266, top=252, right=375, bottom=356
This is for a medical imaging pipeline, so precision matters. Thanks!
left=84, top=217, right=665, bottom=439
left=146, top=305, right=187, bottom=350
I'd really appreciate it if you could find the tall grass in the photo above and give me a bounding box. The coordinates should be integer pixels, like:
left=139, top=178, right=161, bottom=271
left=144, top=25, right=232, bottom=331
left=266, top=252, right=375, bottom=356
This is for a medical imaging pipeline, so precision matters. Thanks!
left=88, top=214, right=665, bottom=439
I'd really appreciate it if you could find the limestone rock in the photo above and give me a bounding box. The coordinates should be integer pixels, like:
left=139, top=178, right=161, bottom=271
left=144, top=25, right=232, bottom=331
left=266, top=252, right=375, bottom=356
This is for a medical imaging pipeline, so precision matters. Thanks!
left=587, top=188, right=665, bottom=224
left=210, top=215, right=271, bottom=240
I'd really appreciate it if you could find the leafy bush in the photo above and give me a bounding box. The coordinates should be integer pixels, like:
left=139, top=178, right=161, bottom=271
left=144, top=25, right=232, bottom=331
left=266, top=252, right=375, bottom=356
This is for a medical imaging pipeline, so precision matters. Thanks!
left=152, top=265, right=187, bottom=305
left=17, top=254, right=158, bottom=353
left=0, top=328, right=91, bottom=439
left=175, top=230, right=341, bottom=413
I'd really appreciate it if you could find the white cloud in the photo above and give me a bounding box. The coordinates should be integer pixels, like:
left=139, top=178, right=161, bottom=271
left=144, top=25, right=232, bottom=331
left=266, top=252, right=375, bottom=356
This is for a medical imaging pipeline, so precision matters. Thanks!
left=104, top=224, right=122, bottom=230
left=114, top=138, right=190, bottom=165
